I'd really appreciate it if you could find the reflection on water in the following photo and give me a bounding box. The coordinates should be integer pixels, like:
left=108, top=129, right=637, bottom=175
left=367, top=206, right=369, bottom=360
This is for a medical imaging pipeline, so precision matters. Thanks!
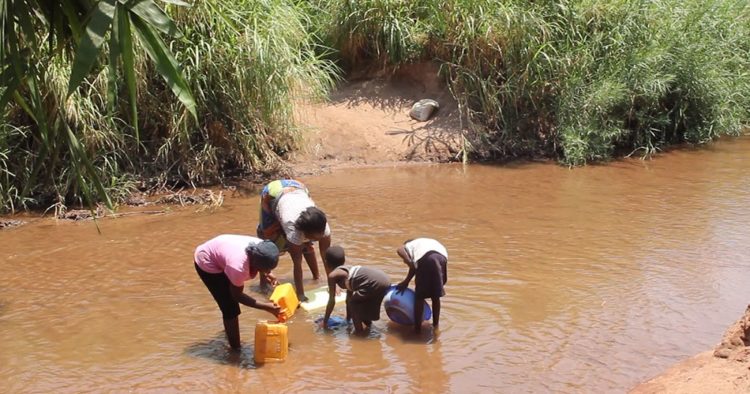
left=2, top=137, right=750, bottom=392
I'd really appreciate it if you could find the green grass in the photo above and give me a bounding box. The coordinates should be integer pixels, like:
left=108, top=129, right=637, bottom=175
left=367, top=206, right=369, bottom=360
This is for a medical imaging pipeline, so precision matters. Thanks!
left=310, top=0, right=750, bottom=164
left=0, top=0, right=336, bottom=213
left=2, top=0, right=749, bottom=212
left=139, top=0, right=338, bottom=184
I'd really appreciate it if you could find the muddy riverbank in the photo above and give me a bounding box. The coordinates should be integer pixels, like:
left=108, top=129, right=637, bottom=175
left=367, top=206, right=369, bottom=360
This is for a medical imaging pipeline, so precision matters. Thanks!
left=630, top=306, right=750, bottom=393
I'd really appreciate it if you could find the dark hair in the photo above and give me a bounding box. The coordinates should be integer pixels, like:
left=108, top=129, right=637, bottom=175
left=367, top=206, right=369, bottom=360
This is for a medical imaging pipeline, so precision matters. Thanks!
left=245, top=240, right=280, bottom=271
left=325, top=245, right=346, bottom=269
left=295, top=206, right=327, bottom=235
left=252, top=255, right=278, bottom=271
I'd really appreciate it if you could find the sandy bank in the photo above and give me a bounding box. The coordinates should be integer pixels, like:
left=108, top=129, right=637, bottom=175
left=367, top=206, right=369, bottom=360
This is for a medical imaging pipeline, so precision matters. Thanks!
left=630, top=305, right=750, bottom=393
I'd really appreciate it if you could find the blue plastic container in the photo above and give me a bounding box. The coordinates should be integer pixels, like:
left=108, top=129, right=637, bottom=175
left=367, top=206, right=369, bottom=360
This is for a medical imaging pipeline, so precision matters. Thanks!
left=383, top=285, right=432, bottom=325
left=315, top=315, right=348, bottom=328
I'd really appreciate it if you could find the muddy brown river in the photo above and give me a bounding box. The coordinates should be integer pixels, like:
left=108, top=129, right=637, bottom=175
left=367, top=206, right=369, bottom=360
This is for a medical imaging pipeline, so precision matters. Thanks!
left=2, top=137, right=750, bottom=393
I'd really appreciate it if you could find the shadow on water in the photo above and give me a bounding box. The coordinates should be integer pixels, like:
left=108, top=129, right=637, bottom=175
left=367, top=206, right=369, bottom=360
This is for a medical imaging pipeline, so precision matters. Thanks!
left=184, top=333, right=257, bottom=370
left=384, top=322, right=439, bottom=344
left=312, top=317, right=386, bottom=340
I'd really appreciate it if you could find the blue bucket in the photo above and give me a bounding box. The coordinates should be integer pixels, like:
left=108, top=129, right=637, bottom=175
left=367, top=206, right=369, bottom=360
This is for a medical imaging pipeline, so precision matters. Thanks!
left=383, top=285, right=432, bottom=325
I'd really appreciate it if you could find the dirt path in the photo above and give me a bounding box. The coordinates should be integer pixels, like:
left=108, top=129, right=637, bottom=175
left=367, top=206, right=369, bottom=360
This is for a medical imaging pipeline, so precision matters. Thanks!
left=288, top=63, right=465, bottom=176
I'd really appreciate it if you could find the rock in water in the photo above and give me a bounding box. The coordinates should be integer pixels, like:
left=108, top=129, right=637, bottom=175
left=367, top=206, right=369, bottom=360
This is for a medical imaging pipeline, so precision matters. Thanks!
left=409, top=99, right=439, bottom=121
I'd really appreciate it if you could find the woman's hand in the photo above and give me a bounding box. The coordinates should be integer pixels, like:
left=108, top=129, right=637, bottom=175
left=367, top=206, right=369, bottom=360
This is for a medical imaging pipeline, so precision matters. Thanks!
left=262, top=301, right=282, bottom=317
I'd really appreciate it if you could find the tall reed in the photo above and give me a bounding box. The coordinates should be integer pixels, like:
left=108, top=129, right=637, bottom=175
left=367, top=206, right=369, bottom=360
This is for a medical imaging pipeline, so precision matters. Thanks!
left=313, top=0, right=750, bottom=164
left=3, top=0, right=748, bottom=212
left=0, top=0, right=337, bottom=212
left=145, top=0, right=337, bottom=184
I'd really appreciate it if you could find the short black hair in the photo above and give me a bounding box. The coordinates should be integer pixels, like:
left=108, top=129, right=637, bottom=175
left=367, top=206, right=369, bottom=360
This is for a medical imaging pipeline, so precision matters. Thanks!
left=295, top=206, right=327, bottom=234
left=325, top=245, right=346, bottom=269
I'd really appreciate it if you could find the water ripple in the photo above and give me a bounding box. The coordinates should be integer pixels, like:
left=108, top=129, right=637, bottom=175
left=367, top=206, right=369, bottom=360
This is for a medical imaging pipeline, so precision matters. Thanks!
left=2, top=138, right=750, bottom=392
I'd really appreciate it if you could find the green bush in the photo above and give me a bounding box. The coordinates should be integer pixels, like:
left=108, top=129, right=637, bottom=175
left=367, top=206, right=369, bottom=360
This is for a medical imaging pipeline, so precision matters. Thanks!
left=0, top=0, right=336, bottom=212
left=2, top=0, right=748, bottom=212
left=314, top=0, right=750, bottom=164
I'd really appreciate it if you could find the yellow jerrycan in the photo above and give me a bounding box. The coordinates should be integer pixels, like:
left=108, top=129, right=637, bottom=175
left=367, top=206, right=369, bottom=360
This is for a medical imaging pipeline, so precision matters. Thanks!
left=269, top=283, right=299, bottom=322
left=254, top=320, right=288, bottom=364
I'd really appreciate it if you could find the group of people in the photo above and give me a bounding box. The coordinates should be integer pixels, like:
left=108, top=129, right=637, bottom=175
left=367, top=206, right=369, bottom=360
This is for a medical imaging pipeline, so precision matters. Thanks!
left=193, top=179, right=449, bottom=349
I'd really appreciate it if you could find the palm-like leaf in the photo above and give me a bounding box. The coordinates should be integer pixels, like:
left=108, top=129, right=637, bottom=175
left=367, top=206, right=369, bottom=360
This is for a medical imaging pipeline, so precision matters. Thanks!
left=67, top=0, right=117, bottom=96
left=0, top=0, right=194, bottom=212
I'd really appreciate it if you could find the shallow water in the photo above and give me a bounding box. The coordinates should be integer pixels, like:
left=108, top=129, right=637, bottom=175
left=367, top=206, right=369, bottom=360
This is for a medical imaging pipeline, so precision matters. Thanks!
left=2, top=138, right=750, bottom=393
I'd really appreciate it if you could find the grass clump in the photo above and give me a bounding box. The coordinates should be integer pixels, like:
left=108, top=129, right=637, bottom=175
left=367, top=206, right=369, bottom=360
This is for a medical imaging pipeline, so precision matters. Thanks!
left=2, top=0, right=748, bottom=213
left=0, top=0, right=336, bottom=213
left=313, top=0, right=750, bottom=164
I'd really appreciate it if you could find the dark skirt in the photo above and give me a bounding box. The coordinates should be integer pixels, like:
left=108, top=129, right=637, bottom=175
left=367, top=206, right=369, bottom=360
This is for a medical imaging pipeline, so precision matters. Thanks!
left=415, top=251, right=448, bottom=299
left=348, top=266, right=391, bottom=321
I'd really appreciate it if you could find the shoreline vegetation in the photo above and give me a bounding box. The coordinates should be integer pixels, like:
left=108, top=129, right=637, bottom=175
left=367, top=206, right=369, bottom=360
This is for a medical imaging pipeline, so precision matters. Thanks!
left=2, top=2, right=749, bottom=389
left=1, top=0, right=748, bottom=213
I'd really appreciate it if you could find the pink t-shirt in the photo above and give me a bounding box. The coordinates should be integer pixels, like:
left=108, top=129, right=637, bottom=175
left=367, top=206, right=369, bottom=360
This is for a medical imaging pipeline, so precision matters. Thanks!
left=194, top=234, right=261, bottom=287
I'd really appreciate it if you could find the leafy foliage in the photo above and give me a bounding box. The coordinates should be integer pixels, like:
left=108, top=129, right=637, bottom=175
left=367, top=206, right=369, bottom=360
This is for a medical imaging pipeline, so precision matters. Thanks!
left=0, top=0, right=335, bottom=212
left=0, top=0, right=196, bottom=212
left=2, top=0, right=749, bottom=212
left=309, top=0, right=750, bottom=164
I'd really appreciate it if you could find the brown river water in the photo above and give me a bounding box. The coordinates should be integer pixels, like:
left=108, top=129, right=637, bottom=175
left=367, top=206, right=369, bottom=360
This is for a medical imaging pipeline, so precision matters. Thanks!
left=2, top=137, right=750, bottom=393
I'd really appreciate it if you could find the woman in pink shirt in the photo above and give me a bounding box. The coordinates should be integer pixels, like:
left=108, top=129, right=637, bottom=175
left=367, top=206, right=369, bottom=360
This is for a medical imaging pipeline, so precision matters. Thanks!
left=194, top=234, right=282, bottom=349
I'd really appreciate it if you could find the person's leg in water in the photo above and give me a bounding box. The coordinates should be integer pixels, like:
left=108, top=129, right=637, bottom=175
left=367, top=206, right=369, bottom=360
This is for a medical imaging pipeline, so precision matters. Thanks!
left=413, top=252, right=445, bottom=333
left=348, top=299, right=367, bottom=333
left=350, top=307, right=367, bottom=333
left=353, top=318, right=364, bottom=333
left=196, top=263, right=243, bottom=349
left=302, top=243, right=320, bottom=280
left=352, top=316, right=368, bottom=334
left=345, top=293, right=352, bottom=322
left=223, top=316, right=241, bottom=349
left=414, top=297, right=425, bottom=334
left=431, top=297, right=441, bottom=329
